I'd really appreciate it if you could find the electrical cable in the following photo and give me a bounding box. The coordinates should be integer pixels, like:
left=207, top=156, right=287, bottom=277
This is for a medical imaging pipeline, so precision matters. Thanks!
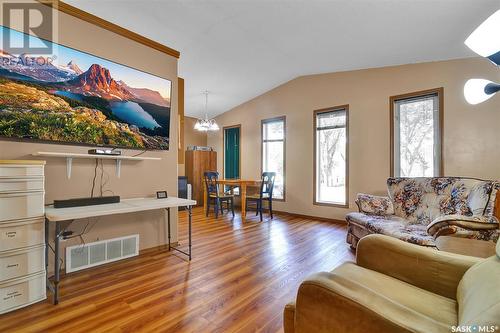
left=84, top=217, right=99, bottom=235
left=57, top=220, right=74, bottom=239
left=64, top=217, right=100, bottom=248
left=63, top=158, right=115, bottom=250
left=98, top=160, right=115, bottom=196
left=90, top=158, right=98, bottom=197
left=46, top=242, right=64, bottom=280
left=132, top=149, right=147, bottom=157
left=99, top=159, right=104, bottom=197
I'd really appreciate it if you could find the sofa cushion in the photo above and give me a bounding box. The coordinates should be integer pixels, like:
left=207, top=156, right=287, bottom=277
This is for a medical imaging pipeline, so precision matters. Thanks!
left=387, top=177, right=495, bottom=225
left=346, top=212, right=435, bottom=246
left=329, top=262, right=457, bottom=332
left=356, top=193, right=394, bottom=215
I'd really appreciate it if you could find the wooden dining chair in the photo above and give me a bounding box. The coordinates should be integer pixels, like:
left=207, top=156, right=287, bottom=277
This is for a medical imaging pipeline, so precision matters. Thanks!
left=245, top=172, right=276, bottom=221
left=204, top=171, right=234, bottom=218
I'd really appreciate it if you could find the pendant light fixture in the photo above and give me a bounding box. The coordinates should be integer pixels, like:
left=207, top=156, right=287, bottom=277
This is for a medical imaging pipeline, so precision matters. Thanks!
left=463, top=9, right=500, bottom=105
left=194, top=90, right=219, bottom=132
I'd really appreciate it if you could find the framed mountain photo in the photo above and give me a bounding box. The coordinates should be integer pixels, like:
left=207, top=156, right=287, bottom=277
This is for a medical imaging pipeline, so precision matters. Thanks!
left=0, top=26, right=172, bottom=150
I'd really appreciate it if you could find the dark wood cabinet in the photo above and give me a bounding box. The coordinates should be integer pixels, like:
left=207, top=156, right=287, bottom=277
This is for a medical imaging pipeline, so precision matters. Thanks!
left=185, top=150, right=217, bottom=206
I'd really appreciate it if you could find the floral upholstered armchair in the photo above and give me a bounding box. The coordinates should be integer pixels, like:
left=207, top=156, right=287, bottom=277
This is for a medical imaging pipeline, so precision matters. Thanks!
left=346, top=177, right=500, bottom=248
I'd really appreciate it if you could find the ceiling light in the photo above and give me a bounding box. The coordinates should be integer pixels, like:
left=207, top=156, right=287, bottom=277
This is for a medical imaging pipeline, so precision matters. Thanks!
left=464, top=79, right=500, bottom=105
left=464, top=9, right=500, bottom=65
left=194, top=91, right=219, bottom=132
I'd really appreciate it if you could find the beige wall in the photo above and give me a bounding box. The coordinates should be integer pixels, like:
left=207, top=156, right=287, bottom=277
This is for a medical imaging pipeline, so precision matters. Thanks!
left=178, top=116, right=208, bottom=176
left=184, top=116, right=209, bottom=149
left=208, top=58, right=500, bottom=220
left=0, top=3, right=179, bottom=268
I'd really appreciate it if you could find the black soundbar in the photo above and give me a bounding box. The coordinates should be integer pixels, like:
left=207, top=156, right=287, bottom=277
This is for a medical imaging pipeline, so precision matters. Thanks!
left=54, top=196, right=120, bottom=208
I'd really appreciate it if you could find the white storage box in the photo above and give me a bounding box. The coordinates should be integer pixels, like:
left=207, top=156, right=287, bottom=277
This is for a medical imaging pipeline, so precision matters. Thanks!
left=0, top=218, right=45, bottom=252
left=0, top=165, right=44, bottom=178
left=0, top=192, right=44, bottom=221
left=0, top=178, right=44, bottom=193
left=0, top=271, right=46, bottom=314
left=0, top=245, right=45, bottom=282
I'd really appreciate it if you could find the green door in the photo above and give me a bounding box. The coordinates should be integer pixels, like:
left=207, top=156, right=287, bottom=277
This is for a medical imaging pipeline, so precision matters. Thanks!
left=224, top=127, right=240, bottom=179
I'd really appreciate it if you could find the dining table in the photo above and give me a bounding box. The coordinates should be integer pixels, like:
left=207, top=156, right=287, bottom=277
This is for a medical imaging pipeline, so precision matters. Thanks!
left=203, top=178, right=261, bottom=218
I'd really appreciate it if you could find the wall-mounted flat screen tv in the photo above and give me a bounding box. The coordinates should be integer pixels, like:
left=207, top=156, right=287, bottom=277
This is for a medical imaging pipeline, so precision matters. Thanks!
left=0, top=26, right=172, bottom=150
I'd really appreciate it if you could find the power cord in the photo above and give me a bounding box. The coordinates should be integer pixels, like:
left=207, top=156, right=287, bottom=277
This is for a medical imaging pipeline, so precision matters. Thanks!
left=90, top=158, right=98, bottom=198
left=99, top=159, right=104, bottom=197
left=46, top=242, right=64, bottom=280
left=59, top=158, right=116, bottom=252
left=98, top=159, right=115, bottom=197
left=132, top=149, right=147, bottom=157
left=62, top=217, right=100, bottom=251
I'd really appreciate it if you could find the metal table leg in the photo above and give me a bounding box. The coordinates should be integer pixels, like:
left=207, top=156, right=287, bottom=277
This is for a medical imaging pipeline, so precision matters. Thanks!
left=188, top=205, right=192, bottom=260
left=167, top=206, right=192, bottom=260
left=167, top=207, right=171, bottom=251
left=53, top=221, right=61, bottom=305
left=45, top=218, right=49, bottom=272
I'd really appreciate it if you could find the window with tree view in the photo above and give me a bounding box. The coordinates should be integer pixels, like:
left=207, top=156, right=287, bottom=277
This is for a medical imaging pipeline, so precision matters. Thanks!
left=262, top=117, right=285, bottom=200
left=392, top=90, right=441, bottom=177
left=314, top=107, right=348, bottom=205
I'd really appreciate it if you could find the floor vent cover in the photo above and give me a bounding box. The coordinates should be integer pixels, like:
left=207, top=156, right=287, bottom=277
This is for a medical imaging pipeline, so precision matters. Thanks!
left=66, top=234, right=139, bottom=273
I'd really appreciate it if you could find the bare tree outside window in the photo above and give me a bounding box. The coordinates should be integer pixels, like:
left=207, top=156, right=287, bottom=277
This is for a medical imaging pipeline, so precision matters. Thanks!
left=315, top=108, right=348, bottom=205
left=262, top=117, right=285, bottom=199
left=393, top=91, right=441, bottom=177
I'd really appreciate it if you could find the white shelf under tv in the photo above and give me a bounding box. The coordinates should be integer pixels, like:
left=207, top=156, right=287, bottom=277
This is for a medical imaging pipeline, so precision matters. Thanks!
left=32, top=151, right=161, bottom=179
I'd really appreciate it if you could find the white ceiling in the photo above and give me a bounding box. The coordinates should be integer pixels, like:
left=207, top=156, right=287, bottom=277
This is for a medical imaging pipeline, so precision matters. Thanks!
left=66, top=0, right=499, bottom=118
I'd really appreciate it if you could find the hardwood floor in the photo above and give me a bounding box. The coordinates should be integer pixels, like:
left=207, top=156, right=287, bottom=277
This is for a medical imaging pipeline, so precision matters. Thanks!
left=0, top=207, right=354, bottom=333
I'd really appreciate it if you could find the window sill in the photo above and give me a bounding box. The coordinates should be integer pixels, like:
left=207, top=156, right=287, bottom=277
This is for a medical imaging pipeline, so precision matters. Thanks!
left=313, top=201, right=349, bottom=208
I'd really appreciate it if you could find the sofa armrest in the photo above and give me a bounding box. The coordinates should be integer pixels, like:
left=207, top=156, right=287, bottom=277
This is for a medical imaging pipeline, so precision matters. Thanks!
left=427, top=214, right=499, bottom=236
left=283, top=302, right=295, bottom=333
left=294, top=271, right=414, bottom=333
left=356, top=234, right=481, bottom=299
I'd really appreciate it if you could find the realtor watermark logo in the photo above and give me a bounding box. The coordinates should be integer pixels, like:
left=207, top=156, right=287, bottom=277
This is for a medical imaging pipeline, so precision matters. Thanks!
left=1, top=0, right=57, bottom=54
left=451, top=325, right=499, bottom=332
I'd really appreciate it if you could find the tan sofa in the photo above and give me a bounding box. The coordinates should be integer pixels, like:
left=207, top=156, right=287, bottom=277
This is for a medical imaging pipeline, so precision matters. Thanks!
left=284, top=234, right=500, bottom=333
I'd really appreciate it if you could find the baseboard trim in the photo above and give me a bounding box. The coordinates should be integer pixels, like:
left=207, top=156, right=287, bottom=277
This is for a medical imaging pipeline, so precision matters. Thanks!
left=273, top=210, right=345, bottom=224
left=139, top=243, right=179, bottom=255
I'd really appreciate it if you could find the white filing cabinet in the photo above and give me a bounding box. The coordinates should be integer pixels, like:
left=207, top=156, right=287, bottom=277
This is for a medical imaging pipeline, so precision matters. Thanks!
left=0, top=160, right=46, bottom=314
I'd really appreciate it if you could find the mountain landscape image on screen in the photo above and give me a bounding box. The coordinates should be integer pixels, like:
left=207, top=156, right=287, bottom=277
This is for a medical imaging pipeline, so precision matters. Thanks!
left=0, top=26, right=172, bottom=150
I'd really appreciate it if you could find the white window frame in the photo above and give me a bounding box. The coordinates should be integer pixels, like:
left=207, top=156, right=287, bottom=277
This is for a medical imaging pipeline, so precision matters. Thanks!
left=261, top=116, right=286, bottom=200
left=391, top=88, right=443, bottom=177
left=313, top=105, right=349, bottom=207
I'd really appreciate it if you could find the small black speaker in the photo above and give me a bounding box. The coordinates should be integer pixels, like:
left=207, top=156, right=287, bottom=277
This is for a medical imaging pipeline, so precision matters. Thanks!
left=54, top=196, right=120, bottom=208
